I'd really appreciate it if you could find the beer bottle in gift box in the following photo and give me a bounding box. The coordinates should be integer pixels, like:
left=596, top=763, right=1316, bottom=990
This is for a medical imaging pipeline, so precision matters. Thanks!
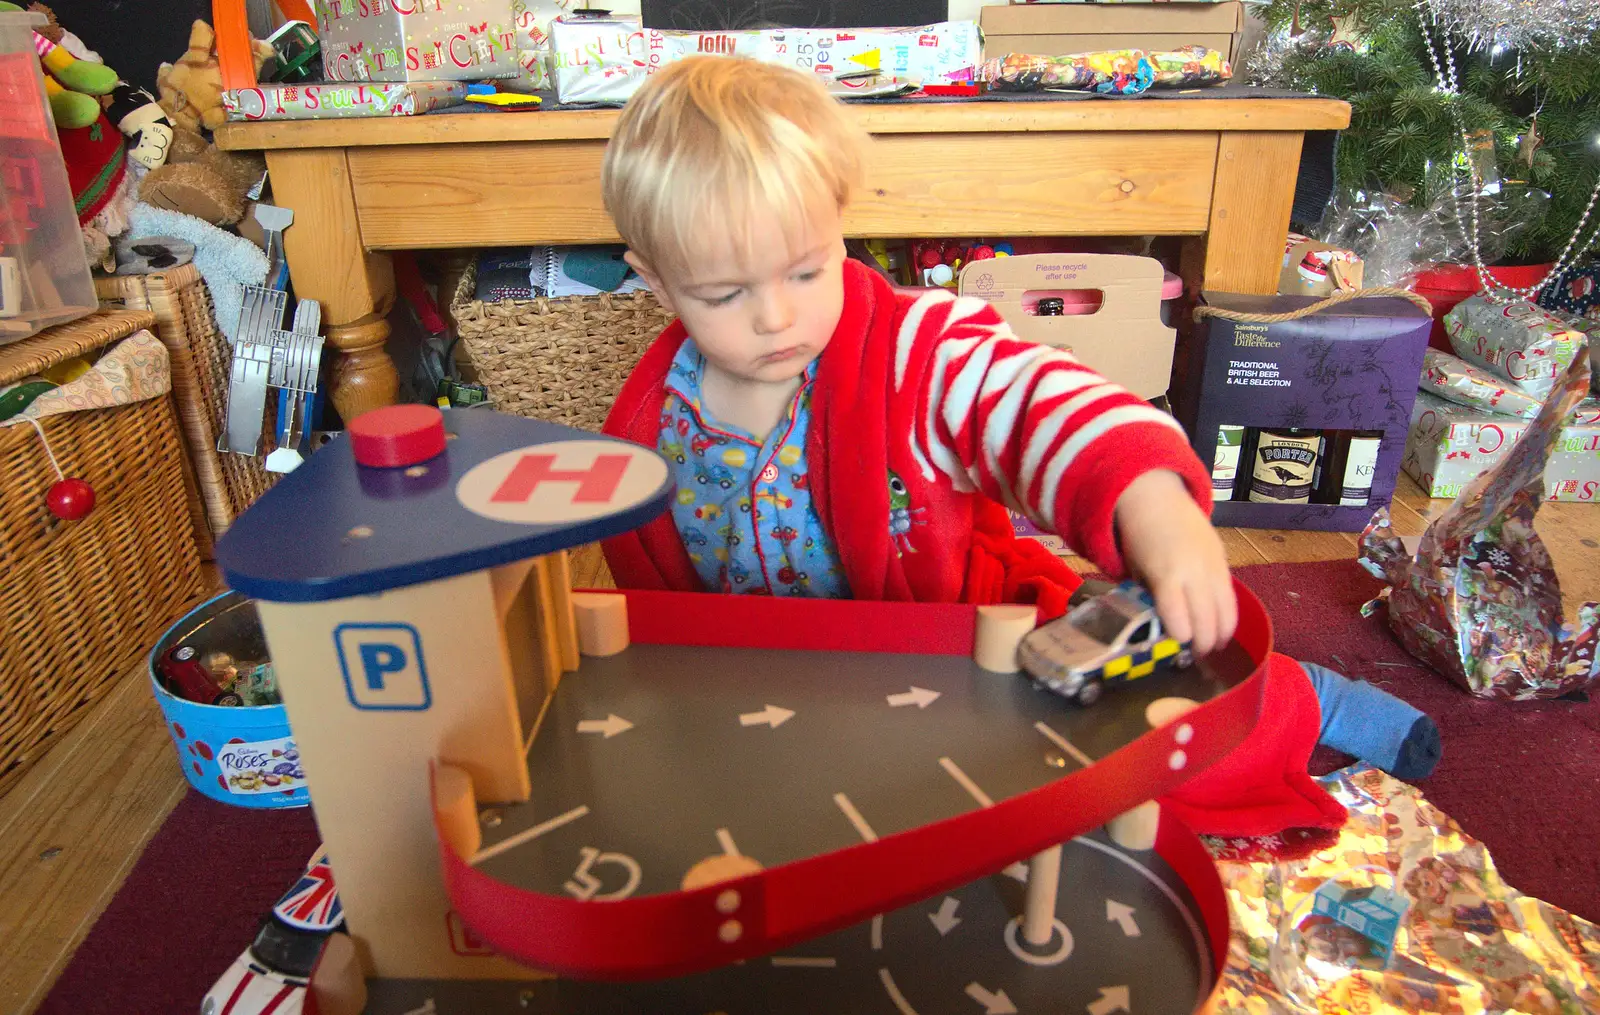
left=1248, top=428, right=1324, bottom=504
left=1211, top=424, right=1246, bottom=501
left=1322, top=429, right=1383, bottom=506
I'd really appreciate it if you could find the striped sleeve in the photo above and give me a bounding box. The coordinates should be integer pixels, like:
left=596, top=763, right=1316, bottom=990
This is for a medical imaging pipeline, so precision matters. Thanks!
left=893, top=289, right=1212, bottom=574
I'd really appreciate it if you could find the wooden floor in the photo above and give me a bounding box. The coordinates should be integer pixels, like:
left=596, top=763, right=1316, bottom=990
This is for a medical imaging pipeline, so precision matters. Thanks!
left=2, top=476, right=1596, bottom=1015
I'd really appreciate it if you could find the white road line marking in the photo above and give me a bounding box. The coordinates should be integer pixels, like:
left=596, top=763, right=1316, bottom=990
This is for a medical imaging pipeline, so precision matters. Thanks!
left=1073, top=835, right=1212, bottom=997
left=939, top=757, right=994, bottom=808
left=715, top=827, right=739, bottom=856
left=771, top=956, right=838, bottom=968
left=871, top=913, right=884, bottom=950
left=879, top=968, right=922, bottom=1015
left=1035, top=721, right=1096, bottom=768
left=834, top=793, right=878, bottom=842
left=470, top=805, right=589, bottom=866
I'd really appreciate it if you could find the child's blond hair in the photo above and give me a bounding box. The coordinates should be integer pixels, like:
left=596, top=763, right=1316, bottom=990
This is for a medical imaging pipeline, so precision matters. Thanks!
left=602, top=57, right=867, bottom=275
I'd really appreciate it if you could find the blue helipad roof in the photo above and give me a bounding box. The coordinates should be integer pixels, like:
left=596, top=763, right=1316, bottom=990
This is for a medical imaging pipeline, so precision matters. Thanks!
left=217, top=411, right=672, bottom=603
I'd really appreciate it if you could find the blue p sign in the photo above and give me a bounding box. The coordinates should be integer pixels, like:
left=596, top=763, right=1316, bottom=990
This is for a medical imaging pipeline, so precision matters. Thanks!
left=335, top=624, right=431, bottom=711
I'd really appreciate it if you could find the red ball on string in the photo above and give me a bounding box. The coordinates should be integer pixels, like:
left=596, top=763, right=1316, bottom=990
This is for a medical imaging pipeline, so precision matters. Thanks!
left=47, top=478, right=95, bottom=521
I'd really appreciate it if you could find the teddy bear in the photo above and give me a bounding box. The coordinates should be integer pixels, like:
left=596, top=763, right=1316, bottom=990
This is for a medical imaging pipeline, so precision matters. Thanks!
left=157, top=19, right=275, bottom=133
left=137, top=127, right=266, bottom=227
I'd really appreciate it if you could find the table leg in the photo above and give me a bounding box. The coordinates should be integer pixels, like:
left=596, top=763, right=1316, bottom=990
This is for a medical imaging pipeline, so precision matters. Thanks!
left=1182, top=131, right=1306, bottom=295
left=263, top=147, right=399, bottom=421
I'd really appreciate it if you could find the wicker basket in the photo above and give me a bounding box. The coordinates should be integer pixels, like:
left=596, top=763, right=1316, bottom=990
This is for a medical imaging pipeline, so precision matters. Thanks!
left=96, top=265, right=277, bottom=539
left=451, top=262, right=675, bottom=433
left=0, top=310, right=209, bottom=794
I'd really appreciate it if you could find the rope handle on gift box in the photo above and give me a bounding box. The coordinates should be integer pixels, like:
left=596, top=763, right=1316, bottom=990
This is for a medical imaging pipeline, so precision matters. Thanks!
left=1193, top=287, right=1434, bottom=324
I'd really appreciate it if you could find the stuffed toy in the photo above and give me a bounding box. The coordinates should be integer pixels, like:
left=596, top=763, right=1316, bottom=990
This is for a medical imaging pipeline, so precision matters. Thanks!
left=138, top=127, right=265, bottom=227
left=57, top=112, right=136, bottom=268
left=0, top=2, right=116, bottom=129
left=106, top=85, right=176, bottom=171
left=157, top=20, right=275, bottom=133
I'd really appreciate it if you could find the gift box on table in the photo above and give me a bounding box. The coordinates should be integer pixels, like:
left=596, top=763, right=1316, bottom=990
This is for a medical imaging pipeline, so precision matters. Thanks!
left=980, top=1, right=1244, bottom=63
left=312, top=0, right=520, bottom=82
left=1402, top=391, right=1600, bottom=503
left=1179, top=291, right=1433, bottom=532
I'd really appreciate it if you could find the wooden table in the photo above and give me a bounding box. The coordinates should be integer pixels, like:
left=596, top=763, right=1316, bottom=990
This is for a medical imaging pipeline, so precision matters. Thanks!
left=215, top=97, right=1350, bottom=420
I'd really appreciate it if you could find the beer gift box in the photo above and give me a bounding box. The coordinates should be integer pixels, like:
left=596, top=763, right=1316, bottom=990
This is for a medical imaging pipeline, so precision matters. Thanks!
left=1177, top=292, right=1433, bottom=531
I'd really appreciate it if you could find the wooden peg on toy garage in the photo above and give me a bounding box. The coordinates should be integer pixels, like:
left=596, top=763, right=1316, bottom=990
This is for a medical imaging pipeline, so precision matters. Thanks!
left=1105, top=696, right=1201, bottom=851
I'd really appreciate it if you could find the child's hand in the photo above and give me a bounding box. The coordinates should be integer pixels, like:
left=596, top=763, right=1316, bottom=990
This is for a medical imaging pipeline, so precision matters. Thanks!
left=1113, top=470, right=1236, bottom=656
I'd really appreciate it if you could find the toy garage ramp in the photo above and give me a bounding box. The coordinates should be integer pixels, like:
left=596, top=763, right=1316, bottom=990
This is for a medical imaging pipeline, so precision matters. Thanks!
left=430, top=586, right=1275, bottom=1010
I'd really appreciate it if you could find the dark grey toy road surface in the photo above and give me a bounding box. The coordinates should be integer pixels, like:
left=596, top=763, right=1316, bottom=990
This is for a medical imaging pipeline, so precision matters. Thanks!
left=365, top=638, right=1255, bottom=1014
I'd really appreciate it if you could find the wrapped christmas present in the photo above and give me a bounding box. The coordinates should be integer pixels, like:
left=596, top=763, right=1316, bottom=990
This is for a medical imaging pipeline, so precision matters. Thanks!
left=1419, top=348, right=1545, bottom=418
left=981, top=45, right=1230, bottom=96
left=548, top=16, right=980, bottom=104
left=223, top=81, right=466, bottom=121
left=1444, top=294, right=1586, bottom=401
left=1402, top=390, right=1600, bottom=501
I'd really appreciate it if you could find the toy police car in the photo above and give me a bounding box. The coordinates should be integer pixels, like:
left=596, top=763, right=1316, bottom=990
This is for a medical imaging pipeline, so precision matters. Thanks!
left=1018, top=582, right=1193, bottom=706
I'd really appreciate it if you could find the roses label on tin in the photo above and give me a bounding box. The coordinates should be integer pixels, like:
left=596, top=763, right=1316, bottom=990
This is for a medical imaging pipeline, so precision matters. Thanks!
left=218, top=735, right=305, bottom=794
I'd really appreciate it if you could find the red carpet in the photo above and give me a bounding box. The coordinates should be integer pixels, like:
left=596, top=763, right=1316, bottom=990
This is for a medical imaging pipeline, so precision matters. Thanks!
left=35, top=560, right=1600, bottom=1014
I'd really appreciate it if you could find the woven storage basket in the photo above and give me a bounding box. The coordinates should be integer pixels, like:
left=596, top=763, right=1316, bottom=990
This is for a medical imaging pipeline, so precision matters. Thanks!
left=451, top=262, right=675, bottom=432
left=96, top=264, right=277, bottom=539
left=0, top=310, right=208, bottom=794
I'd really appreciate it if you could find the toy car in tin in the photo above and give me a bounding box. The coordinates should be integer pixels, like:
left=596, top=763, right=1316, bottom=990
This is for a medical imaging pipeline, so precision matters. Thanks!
left=1018, top=581, right=1192, bottom=706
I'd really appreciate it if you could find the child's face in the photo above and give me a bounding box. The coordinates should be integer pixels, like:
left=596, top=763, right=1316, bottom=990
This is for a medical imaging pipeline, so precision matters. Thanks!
left=627, top=204, right=846, bottom=385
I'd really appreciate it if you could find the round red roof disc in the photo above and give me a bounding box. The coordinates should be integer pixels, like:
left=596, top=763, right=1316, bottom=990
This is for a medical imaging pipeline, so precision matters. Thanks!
left=348, top=405, right=447, bottom=468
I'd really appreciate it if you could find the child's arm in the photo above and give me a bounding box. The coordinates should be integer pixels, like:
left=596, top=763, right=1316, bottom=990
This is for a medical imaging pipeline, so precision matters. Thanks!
left=898, top=293, right=1235, bottom=652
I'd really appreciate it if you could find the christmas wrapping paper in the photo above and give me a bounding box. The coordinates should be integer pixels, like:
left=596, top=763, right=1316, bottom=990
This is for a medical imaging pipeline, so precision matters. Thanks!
left=547, top=16, right=980, bottom=104
left=1444, top=294, right=1586, bottom=402
left=1362, top=353, right=1600, bottom=700
left=222, top=81, right=466, bottom=120
left=1402, top=391, right=1600, bottom=502
left=981, top=45, right=1231, bottom=94
left=1538, top=262, right=1600, bottom=321
left=1420, top=348, right=1546, bottom=419
left=1208, top=765, right=1600, bottom=1013
left=313, top=0, right=521, bottom=82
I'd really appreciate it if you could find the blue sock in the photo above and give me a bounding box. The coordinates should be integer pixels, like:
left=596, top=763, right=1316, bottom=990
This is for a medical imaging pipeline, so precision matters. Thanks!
left=1302, top=662, right=1442, bottom=780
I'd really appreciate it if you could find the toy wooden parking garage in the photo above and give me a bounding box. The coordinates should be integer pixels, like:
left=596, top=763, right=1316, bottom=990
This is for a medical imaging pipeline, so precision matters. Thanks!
left=216, top=405, right=1276, bottom=1015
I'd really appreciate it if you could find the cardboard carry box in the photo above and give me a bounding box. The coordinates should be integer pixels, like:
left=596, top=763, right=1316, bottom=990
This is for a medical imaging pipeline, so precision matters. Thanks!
left=957, top=253, right=1176, bottom=400
left=980, top=1, right=1244, bottom=62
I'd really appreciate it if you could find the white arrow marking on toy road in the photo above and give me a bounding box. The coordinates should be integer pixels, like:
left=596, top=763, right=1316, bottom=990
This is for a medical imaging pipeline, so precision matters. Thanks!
left=740, top=705, right=795, bottom=728
left=1003, top=862, right=1029, bottom=883
left=965, top=982, right=1017, bottom=1014
left=1107, top=900, right=1140, bottom=937
left=929, top=896, right=962, bottom=936
left=1088, top=986, right=1131, bottom=1015
left=576, top=714, right=633, bottom=738
left=887, top=686, right=941, bottom=708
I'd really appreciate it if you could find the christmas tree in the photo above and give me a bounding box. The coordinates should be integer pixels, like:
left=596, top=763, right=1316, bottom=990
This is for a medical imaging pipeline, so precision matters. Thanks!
left=1246, top=0, right=1600, bottom=265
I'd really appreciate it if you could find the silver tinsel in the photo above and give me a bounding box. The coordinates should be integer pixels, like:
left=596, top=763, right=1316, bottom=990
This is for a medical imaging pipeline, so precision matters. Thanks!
left=1420, top=0, right=1600, bottom=52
